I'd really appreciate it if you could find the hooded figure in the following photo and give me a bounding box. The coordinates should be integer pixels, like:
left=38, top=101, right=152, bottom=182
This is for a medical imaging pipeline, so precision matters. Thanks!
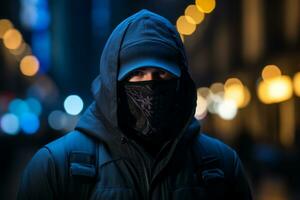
left=18, top=9, right=252, bottom=200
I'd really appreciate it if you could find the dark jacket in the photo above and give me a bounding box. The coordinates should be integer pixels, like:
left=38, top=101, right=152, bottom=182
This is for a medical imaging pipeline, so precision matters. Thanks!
left=18, top=9, right=252, bottom=200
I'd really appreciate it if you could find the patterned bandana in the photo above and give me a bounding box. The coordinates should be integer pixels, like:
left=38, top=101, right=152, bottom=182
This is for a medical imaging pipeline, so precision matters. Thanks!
left=119, top=79, right=179, bottom=144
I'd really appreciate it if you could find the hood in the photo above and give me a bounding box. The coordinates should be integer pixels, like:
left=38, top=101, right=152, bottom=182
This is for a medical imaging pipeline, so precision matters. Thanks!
left=75, top=9, right=199, bottom=156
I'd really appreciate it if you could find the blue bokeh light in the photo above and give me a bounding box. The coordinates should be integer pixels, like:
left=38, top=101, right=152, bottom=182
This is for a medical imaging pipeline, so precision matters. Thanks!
left=20, top=112, right=40, bottom=134
left=20, top=0, right=50, bottom=31
left=8, top=99, right=30, bottom=117
left=63, top=95, right=84, bottom=115
left=32, top=31, right=51, bottom=73
left=48, top=110, right=67, bottom=130
left=26, top=97, right=42, bottom=116
left=0, top=113, right=20, bottom=135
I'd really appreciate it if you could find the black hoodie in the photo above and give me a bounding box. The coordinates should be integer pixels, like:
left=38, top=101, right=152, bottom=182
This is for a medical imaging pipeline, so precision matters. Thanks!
left=18, top=9, right=252, bottom=200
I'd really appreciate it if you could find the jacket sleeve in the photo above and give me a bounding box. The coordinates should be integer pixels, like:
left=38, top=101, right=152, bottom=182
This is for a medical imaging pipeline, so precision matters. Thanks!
left=230, top=151, right=253, bottom=200
left=17, top=147, right=58, bottom=200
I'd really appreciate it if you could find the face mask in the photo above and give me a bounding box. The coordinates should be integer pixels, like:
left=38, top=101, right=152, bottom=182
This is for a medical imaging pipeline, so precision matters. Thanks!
left=119, top=79, right=179, bottom=144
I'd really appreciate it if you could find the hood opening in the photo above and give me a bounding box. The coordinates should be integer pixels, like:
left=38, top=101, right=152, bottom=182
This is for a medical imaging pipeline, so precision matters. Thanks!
left=75, top=9, right=199, bottom=154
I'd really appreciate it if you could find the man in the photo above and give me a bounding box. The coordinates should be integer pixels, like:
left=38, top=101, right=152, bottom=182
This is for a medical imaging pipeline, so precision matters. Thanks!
left=18, top=9, right=252, bottom=200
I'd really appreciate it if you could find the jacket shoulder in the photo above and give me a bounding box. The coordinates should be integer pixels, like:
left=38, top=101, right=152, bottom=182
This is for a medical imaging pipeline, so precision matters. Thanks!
left=18, top=147, right=58, bottom=200
left=45, top=131, right=98, bottom=193
left=18, top=131, right=99, bottom=199
left=43, top=131, right=96, bottom=172
left=195, top=133, right=237, bottom=157
left=45, top=131, right=97, bottom=154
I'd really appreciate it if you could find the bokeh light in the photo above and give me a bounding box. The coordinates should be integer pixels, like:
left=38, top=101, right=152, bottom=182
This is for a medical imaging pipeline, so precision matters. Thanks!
left=63, top=114, right=79, bottom=131
left=262, top=65, right=282, bottom=81
left=224, top=84, right=245, bottom=107
left=258, top=75, right=293, bottom=104
left=185, top=4, right=205, bottom=24
left=26, top=98, right=42, bottom=116
left=240, top=86, right=251, bottom=108
left=293, top=72, right=300, bottom=96
left=267, top=76, right=293, bottom=102
left=196, top=0, right=216, bottom=13
left=20, top=0, right=51, bottom=31
left=63, top=95, right=84, bottom=115
left=0, top=113, right=20, bottom=135
left=210, top=82, right=224, bottom=94
left=20, top=112, right=40, bottom=134
left=197, top=87, right=211, bottom=98
left=48, top=110, right=68, bottom=130
left=20, top=55, right=40, bottom=76
left=217, top=99, right=238, bottom=120
left=224, top=78, right=251, bottom=108
left=207, top=93, right=223, bottom=114
left=258, top=80, right=272, bottom=104
left=48, top=110, right=79, bottom=131
left=195, top=94, right=208, bottom=120
left=176, top=15, right=196, bottom=35
left=8, top=99, right=30, bottom=117
left=224, top=78, right=243, bottom=89
left=0, top=19, right=13, bottom=38
left=3, top=28, right=23, bottom=50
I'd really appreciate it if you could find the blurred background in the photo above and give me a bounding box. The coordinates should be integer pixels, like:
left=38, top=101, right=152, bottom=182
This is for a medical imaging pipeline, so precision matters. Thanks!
left=0, top=0, right=300, bottom=199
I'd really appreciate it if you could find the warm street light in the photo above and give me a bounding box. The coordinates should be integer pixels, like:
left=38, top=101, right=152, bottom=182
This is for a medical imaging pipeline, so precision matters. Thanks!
left=257, top=75, right=293, bottom=104
left=293, top=72, right=300, bottom=96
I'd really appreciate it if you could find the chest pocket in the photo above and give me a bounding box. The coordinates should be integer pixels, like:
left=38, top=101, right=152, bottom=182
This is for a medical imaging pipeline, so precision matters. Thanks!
left=90, top=187, right=135, bottom=200
left=171, top=157, right=226, bottom=200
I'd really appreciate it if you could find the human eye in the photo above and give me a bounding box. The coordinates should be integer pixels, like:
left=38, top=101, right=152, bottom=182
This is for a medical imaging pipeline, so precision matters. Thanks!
left=131, top=70, right=144, bottom=77
left=159, top=70, right=167, bottom=76
left=126, top=70, right=145, bottom=82
left=158, top=70, right=173, bottom=79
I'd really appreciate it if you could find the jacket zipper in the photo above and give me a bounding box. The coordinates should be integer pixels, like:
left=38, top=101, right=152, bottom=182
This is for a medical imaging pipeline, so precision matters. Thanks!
left=126, top=139, right=152, bottom=200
